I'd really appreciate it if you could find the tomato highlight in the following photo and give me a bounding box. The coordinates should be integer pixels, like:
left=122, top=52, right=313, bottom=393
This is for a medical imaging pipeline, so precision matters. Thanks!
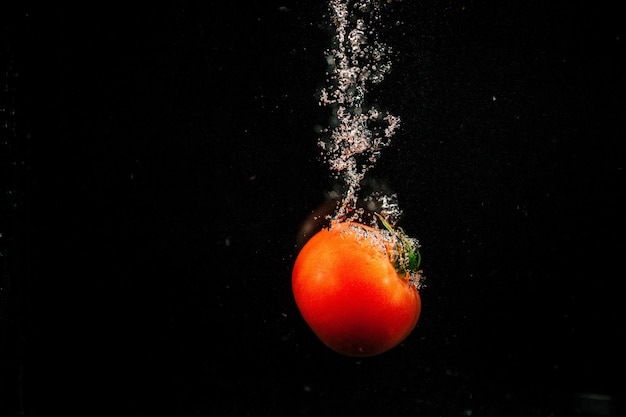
left=292, top=220, right=422, bottom=357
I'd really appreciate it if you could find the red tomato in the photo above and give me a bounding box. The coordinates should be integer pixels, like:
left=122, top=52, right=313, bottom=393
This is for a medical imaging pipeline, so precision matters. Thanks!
left=292, top=220, right=422, bottom=357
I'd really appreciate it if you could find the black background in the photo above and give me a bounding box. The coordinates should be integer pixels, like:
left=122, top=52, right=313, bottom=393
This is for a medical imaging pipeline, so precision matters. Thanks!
left=2, top=1, right=625, bottom=416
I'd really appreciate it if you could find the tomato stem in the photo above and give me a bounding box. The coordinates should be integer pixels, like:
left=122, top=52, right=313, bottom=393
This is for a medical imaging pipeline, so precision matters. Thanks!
left=374, top=213, right=423, bottom=284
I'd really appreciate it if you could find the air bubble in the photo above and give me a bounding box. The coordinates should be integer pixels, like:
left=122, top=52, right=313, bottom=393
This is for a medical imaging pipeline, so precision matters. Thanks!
left=318, top=0, right=401, bottom=223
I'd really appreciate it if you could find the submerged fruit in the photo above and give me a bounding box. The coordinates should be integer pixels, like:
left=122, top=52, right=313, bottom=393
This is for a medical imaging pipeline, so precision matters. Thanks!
left=292, top=220, right=422, bottom=357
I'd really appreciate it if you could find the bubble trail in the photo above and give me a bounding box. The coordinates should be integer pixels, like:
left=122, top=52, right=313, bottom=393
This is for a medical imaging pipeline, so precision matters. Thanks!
left=318, top=0, right=402, bottom=225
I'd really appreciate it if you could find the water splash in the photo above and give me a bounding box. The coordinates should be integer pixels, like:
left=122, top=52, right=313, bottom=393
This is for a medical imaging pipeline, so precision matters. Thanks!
left=318, top=0, right=402, bottom=225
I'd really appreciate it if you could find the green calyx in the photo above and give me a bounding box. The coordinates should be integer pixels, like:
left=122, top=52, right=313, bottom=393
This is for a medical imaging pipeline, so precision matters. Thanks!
left=375, top=213, right=422, bottom=279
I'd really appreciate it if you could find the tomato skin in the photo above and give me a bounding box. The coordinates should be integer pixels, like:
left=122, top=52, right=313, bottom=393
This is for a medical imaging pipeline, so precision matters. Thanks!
left=292, top=221, right=421, bottom=357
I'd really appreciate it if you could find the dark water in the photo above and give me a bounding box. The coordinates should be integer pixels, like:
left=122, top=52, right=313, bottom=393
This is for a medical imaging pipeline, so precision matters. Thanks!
left=2, top=2, right=624, bottom=416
